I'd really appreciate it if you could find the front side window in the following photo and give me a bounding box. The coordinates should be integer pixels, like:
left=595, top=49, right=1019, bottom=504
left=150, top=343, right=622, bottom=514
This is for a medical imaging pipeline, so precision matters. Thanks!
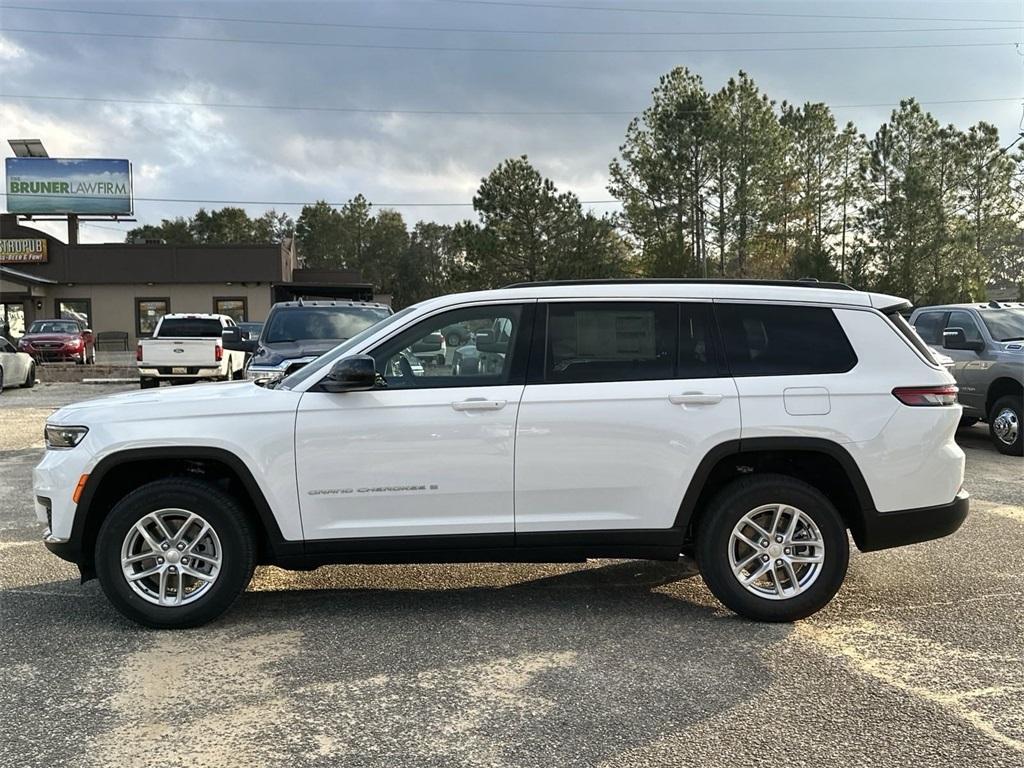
left=372, top=304, right=524, bottom=389
left=544, top=302, right=677, bottom=383
left=946, top=310, right=983, bottom=343
left=55, top=299, right=92, bottom=329
left=913, top=312, right=947, bottom=346
left=717, top=303, right=857, bottom=377
left=136, top=298, right=169, bottom=337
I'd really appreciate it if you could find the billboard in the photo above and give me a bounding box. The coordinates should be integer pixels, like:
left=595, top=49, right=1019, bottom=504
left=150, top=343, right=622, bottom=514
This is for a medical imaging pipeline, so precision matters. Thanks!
left=0, top=238, right=47, bottom=264
left=4, top=157, right=133, bottom=215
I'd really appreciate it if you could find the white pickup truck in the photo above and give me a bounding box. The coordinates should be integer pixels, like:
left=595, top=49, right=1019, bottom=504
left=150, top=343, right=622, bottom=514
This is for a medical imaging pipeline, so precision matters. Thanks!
left=137, top=313, right=247, bottom=389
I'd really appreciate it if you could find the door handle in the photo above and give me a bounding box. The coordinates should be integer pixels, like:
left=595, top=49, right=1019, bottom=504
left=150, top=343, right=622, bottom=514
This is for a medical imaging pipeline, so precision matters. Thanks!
left=669, top=392, right=723, bottom=406
left=451, top=398, right=507, bottom=411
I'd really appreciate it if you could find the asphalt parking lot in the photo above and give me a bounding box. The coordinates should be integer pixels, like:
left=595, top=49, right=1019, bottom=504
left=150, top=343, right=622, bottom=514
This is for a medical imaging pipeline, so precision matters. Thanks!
left=1, top=383, right=1021, bottom=768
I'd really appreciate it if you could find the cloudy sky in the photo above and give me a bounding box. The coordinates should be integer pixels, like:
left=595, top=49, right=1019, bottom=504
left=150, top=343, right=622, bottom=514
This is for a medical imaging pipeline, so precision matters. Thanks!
left=0, top=0, right=1021, bottom=243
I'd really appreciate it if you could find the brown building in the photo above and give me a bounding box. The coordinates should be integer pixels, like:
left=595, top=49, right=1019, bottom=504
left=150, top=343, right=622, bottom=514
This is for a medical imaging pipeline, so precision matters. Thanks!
left=0, top=215, right=377, bottom=342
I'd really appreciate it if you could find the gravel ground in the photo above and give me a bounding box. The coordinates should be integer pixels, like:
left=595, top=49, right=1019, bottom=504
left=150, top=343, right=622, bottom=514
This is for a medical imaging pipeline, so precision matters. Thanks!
left=1, top=382, right=1021, bottom=767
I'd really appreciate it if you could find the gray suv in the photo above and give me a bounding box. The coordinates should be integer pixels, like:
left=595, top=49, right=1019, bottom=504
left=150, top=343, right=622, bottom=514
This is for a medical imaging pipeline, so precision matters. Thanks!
left=910, top=301, right=1024, bottom=455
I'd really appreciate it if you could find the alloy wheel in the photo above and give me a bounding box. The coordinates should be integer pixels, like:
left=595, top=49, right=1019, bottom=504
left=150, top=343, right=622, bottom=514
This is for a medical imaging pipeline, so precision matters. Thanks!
left=120, top=509, right=222, bottom=606
left=728, top=503, right=825, bottom=600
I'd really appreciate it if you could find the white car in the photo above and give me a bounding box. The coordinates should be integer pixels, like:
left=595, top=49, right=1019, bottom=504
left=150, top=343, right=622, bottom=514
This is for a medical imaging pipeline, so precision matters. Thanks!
left=35, top=279, right=968, bottom=628
left=0, top=337, right=36, bottom=391
left=137, top=313, right=248, bottom=389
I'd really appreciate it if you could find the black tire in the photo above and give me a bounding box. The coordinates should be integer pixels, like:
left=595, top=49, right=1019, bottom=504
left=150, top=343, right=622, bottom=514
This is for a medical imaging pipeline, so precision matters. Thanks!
left=95, top=478, right=256, bottom=628
left=696, top=474, right=849, bottom=622
left=0, top=366, right=4, bottom=393
left=21, top=363, right=35, bottom=388
left=989, top=394, right=1023, bottom=456
left=139, top=377, right=158, bottom=389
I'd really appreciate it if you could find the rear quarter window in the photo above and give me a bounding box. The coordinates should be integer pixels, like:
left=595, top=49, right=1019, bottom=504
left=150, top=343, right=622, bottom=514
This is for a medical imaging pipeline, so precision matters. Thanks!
left=716, top=303, right=858, bottom=376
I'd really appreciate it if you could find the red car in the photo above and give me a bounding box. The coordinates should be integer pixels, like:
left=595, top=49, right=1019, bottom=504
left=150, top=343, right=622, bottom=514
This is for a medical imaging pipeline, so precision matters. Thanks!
left=17, top=319, right=96, bottom=364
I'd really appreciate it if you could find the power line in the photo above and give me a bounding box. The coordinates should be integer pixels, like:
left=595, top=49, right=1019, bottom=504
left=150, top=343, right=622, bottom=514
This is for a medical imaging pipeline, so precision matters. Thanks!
left=437, top=0, right=1019, bottom=24
left=0, top=26, right=1015, bottom=54
left=0, top=192, right=620, bottom=208
left=0, top=4, right=1014, bottom=37
left=2, top=92, right=1021, bottom=118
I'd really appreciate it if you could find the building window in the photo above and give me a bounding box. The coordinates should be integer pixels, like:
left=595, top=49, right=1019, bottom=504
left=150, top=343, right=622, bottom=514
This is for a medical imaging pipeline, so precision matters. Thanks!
left=55, top=299, right=93, bottom=330
left=136, top=298, right=170, bottom=337
left=214, top=297, right=247, bottom=323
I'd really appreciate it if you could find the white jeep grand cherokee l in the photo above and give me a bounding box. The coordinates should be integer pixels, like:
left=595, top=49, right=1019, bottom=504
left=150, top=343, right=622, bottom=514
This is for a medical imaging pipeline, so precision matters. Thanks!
left=35, top=279, right=968, bottom=628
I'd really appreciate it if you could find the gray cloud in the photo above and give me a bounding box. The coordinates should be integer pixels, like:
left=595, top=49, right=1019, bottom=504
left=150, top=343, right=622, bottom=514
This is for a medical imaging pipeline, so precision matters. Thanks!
left=1, top=0, right=1019, bottom=243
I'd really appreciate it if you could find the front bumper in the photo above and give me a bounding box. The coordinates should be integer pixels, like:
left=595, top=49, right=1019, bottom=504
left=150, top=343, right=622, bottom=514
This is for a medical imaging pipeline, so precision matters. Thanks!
left=855, top=489, right=969, bottom=552
left=25, top=349, right=84, bottom=362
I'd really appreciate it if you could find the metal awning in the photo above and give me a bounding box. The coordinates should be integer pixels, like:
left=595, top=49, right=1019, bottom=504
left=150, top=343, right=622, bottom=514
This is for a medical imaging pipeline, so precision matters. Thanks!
left=0, top=265, right=58, bottom=286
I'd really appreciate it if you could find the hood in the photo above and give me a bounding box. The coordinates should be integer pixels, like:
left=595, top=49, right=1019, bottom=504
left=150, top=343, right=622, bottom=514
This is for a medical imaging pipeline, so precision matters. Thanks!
left=251, top=339, right=342, bottom=367
left=22, top=332, right=79, bottom=342
left=48, top=380, right=299, bottom=427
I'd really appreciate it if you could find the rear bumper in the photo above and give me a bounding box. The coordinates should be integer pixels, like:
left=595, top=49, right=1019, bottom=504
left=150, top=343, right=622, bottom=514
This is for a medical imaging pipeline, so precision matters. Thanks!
left=138, top=366, right=223, bottom=379
left=855, top=489, right=969, bottom=552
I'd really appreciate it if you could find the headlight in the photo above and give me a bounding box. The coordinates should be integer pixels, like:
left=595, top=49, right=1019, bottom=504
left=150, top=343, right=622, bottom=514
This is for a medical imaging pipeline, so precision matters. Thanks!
left=45, top=425, right=89, bottom=449
left=246, top=368, right=283, bottom=382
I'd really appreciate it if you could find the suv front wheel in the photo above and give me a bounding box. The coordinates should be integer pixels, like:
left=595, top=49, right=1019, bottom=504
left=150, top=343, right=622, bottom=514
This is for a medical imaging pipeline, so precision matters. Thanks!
left=95, top=478, right=256, bottom=628
left=696, top=474, right=849, bottom=622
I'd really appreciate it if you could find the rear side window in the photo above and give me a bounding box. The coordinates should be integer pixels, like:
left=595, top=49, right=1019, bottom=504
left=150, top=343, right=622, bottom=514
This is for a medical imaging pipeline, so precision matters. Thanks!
left=156, top=318, right=223, bottom=338
left=912, top=312, right=946, bottom=345
left=716, top=303, right=857, bottom=376
left=544, top=302, right=676, bottom=383
left=888, top=311, right=938, bottom=365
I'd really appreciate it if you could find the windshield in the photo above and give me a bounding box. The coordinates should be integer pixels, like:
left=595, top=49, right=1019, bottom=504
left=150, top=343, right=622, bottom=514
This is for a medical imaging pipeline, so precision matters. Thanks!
left=28, top=321, right=79, bottom=334
left=157, top=318, right=224, bottom=338
left=263, top=306, right=391, bottom=344
left=277, top=304, right=419, bottom=390
left=980, top=309, right=1024, bottom=342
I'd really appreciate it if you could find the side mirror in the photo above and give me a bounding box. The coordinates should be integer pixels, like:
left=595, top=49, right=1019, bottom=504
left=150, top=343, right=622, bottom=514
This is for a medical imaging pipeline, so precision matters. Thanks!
left=943, top=328, right=984, bottom=352
left=473, top=328, right=509, bottom=355
left=319, top=355, right=377, bottom=393
left=83, top=328, right=93, bottom=335
left=223, top=328, right=258, bottom=353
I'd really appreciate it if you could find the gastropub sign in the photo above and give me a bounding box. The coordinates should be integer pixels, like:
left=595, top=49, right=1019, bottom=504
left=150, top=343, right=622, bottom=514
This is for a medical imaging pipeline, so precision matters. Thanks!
left=0, top=238, right=48, bottom=264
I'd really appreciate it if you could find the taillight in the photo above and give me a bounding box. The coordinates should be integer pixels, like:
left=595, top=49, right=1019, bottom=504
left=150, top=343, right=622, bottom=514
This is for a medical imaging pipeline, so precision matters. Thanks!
left=215, top=344, right=223, bottom=362
left=136, top=343, right=143, bottom=362
left=892, top=384, right=958, bottom=406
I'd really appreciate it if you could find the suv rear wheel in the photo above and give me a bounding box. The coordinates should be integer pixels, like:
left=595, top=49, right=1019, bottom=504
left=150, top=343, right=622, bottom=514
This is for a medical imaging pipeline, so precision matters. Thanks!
left=95, top=478, right=256, bottom=628
left=696, top=474, right=849, bottom=622
left=989, top=395, right=1022, bottom=456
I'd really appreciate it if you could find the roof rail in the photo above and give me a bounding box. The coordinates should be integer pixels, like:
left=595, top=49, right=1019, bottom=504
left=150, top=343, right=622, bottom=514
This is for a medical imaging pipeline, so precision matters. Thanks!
left=501, top=277, right=856, bottom=291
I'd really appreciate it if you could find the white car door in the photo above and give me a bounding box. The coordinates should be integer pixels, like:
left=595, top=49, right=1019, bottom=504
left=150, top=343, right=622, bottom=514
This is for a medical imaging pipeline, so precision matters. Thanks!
left=294, top=302, right=534, bottom=541
left=514, top=301, right=741, bottom=533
